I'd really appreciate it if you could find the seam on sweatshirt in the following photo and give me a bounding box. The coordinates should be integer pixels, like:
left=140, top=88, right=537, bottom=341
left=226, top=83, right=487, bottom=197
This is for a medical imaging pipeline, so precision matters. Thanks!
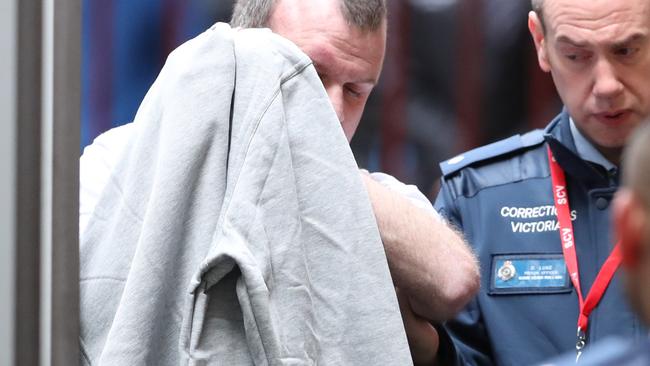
left=79, top=336, right=93, bottom=365
left=102, top=174, right=146, bottom=223
left=80, top=276, right=127, bottom=283
left=195, top=46, right=315, bottom=364
left=224, top=59, right=313, bottom=208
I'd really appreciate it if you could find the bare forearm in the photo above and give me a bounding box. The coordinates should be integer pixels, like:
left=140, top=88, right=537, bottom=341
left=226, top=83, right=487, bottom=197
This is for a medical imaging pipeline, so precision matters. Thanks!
left=362, top=174, right=479, bottom=321
left=396, top=287, right=439, bottom=365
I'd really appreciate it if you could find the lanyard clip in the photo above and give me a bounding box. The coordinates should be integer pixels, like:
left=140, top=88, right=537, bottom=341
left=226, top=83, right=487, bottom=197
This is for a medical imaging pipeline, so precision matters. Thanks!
left=575, top=327, right=587, bottom=363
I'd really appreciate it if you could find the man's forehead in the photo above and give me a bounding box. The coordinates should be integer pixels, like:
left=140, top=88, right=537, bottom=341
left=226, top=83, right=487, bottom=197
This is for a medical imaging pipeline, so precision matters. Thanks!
left=269, top=0, right=341, bottom=28
left=544, top=0, right=650, bottom=29
left=309, top=43, right=381, bottom=85
left=540, top=0, right=650, bottom=48
left=268, top=0, right=386, bottom=81
left=555, top=32, right=648, bottom=48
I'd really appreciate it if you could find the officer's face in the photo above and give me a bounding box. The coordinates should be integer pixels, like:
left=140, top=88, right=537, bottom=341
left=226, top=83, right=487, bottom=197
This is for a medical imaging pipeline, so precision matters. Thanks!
left=268, top=0, right=386, bottom=142
left=529, top=0, right=650, bottom=161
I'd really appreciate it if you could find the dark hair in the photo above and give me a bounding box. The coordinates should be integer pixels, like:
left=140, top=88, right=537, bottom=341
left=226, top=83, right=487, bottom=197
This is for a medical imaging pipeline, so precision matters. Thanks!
left=230, top=0, right=387, bottom=31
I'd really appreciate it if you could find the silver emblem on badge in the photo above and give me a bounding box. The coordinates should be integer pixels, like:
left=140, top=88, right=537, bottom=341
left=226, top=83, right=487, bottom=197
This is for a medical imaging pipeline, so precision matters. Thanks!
left=498, top=261, right=516, bottom=281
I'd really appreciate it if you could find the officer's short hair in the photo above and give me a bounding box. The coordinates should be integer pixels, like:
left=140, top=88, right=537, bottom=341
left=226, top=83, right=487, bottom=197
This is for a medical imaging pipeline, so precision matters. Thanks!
left=531, top=0, right=546, bottom=33
left=531, top=0, right=543, bottom=13
left=623, top=123, right=650, bottom=209
left=230, top=0, right=387, bottom=31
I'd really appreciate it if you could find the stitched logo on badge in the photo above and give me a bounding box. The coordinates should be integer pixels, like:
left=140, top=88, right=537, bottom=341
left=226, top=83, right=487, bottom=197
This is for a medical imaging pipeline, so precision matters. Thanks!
left=489, top=254, right=572, bottom=295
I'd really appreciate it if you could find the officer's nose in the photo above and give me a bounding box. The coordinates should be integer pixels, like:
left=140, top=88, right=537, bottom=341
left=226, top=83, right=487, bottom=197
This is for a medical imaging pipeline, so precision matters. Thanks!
left=592, top=59, right=624, bottom=102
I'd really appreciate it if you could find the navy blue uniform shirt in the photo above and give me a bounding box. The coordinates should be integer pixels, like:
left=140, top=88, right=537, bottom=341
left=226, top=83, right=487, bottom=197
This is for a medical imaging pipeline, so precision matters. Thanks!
left=542, top=337, right=650, bottom=366
left=434, top=110, right=645, bottom=366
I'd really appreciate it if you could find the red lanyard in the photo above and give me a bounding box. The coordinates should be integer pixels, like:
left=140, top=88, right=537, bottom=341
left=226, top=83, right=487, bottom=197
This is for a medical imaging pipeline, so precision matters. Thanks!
left=547, top=147, right=622, bottom=357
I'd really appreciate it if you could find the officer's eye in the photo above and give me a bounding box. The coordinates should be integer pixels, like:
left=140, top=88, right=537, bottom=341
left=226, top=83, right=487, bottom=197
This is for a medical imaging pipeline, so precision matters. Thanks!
left=564, top=50, right=591, bottom=62
left=614, top=47, right=639, bottom=57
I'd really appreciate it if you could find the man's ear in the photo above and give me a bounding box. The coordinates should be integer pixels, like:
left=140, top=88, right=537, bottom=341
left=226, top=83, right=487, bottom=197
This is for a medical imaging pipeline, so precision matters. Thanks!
left=528, top=11, right=551, bottom=73
left=614, top=190, right=646, bottom=268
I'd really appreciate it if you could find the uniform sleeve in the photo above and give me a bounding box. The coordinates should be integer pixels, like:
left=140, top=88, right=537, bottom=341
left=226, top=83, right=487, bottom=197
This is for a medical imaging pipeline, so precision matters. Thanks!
left=433, top=176, right=462, bottom=229
left=433, top=177, right=495, bottom=366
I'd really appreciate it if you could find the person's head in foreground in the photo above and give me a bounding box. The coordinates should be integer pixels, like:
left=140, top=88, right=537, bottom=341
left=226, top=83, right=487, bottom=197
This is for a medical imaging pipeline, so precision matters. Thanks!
left=231, top=0, right=387, bottom=142
left=615, top=122, right=650, bottom=326
left=529, top=0, right=650, bottom=164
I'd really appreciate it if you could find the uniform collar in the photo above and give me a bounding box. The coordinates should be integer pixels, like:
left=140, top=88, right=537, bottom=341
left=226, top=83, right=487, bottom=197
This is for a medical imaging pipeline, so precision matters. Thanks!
left=569, top=118, right=618, bottom=173
left=543, top=109, right=616, bottom=189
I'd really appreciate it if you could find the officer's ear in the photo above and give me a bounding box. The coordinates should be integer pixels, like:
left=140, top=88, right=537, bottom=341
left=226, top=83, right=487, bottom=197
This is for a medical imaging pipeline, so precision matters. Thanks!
left=528, top=11, right=551, bottom=73
left=614, top=189, right=646, bottom=269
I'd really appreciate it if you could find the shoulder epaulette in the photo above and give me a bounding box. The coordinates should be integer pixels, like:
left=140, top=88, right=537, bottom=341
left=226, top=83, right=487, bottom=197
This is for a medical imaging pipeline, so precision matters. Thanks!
left=440, top=129, right=545, bottom=177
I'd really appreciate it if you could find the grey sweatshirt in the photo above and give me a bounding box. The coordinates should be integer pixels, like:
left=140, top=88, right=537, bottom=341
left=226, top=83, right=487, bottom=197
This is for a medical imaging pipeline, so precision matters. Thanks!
left=79, top=23, right=411, bottom=366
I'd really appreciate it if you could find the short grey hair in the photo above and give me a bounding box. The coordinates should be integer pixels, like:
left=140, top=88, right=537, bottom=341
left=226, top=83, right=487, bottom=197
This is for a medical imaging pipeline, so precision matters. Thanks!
left=531, top=0, right=546, bottom=32
left=230, top=0, right=275, bottom=29
left=230, top=0, right=387, bottom=31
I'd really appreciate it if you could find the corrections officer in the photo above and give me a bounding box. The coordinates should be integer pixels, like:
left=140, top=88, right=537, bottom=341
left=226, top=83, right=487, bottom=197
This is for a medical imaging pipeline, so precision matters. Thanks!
left=419, top=0, right=650, bottom=364
left=542, top=120, right=650, bottom=365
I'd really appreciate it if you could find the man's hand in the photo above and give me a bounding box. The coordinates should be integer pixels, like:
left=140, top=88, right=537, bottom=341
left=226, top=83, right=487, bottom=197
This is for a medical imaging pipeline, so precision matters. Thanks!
left=360, top=172, right=479, bottom=322
left=396, top=287, right=440, bottom=365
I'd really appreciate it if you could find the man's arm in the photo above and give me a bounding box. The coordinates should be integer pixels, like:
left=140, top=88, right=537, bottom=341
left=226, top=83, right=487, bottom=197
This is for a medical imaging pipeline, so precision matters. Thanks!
left=360, top=173, right=480, bottom=322
left=395, top=287, right=441, bottom=365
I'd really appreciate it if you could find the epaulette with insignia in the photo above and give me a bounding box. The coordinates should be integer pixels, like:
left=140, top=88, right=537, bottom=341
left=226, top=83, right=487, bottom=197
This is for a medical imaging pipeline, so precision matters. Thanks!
left=440, top=129, right=545, bottom=177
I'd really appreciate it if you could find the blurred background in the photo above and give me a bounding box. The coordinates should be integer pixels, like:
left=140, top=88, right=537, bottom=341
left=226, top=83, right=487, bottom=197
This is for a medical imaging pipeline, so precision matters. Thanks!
left=81, top=0, right=562, bottom=199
